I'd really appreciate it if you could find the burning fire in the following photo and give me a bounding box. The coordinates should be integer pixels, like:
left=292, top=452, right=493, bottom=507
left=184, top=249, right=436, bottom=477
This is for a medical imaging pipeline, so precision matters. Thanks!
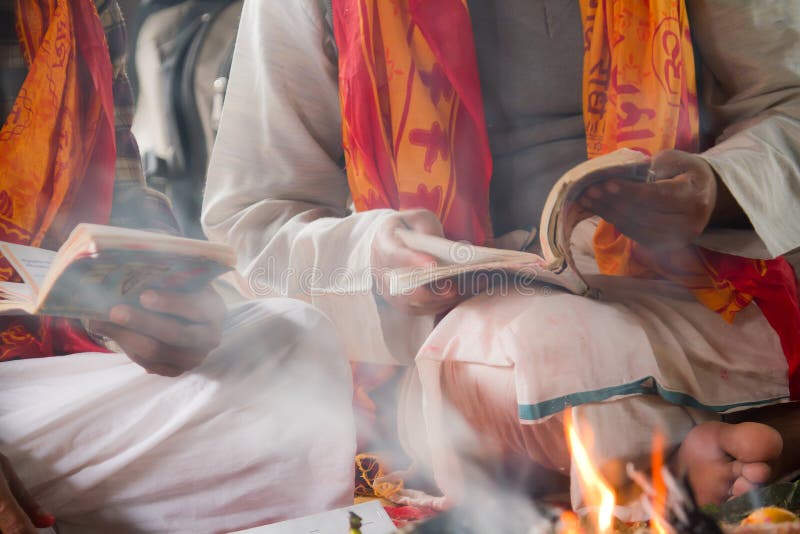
left=559, top=510, right=583, bottom=534
left=564, top=409, right=616, bottom=533
left=650, top=433, right=669, bottom=534
left=562, top=411, right=673, bottom=534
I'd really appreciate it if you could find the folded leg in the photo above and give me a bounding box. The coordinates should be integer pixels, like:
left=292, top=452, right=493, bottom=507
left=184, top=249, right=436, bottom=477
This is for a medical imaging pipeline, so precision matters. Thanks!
left=407, top=263, right=787, bottom=516
left=0, top=299, right=355, bottom=533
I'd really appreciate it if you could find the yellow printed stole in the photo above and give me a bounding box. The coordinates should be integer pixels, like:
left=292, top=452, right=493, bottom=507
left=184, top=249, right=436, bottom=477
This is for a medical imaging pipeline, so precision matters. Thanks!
left=333, top=0, right=800, bottom=398
left=333, top=0, right=492, bottom=245
left=0, top=0, right=116, bottom=359
left=582, top=0, right=739, bottom=316
left=581, top=1, right=799, bottom=400
left=1, top=0, right=115, bottom=251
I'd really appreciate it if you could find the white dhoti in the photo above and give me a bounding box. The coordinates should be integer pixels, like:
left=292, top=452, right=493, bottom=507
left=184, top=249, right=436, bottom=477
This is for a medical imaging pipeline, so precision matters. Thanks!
left=0, top=299, right=356, bottom=533
left=403, top=221, right=790, bottom=516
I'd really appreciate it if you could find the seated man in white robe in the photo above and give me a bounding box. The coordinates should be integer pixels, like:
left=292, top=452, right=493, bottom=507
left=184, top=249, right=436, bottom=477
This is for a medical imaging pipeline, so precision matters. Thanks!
left=203, top=0, right=800, bottom=515
left=0, top=1, right=355, bottom=532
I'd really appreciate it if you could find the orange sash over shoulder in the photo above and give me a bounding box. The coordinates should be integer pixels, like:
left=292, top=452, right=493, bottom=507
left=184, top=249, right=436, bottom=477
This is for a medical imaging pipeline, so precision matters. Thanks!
left=333, top=0, right=800, bottom=398
left=0, top=0, right=116, bottom=359
left=333, top=0, right=492, bottom=245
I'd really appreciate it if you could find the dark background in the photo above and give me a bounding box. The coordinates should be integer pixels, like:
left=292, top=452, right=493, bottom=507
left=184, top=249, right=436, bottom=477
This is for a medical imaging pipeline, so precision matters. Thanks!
left=119, top=0, right=140, bottom=26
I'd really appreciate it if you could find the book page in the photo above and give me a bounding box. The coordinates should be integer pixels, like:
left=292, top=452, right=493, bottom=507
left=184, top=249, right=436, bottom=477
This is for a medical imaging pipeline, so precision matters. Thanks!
left=395, top=228, right=541, bottom=265
left=539, top=148, right=650, bottom=268
left=37, top=250, right=231, bottom=318
left=0, top=242, right=56, bottom=292
left=388, top=259, right=586, bottom=296
left=390, top=228, right=591, bottom=296
left=0, top=281, right=35, bottom=302
left=63, top=223, right=237, bottom=268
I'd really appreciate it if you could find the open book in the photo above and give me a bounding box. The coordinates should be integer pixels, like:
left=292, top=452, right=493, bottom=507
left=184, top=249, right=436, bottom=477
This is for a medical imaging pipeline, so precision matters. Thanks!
left=389, top=148, right=651, bottom=296
left=0, top=224, right=236, bottom=318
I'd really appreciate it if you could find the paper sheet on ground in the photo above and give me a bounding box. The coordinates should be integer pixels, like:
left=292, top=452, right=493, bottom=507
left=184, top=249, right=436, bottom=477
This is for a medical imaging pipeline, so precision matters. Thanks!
left=230, top=501, right=395, bottom=534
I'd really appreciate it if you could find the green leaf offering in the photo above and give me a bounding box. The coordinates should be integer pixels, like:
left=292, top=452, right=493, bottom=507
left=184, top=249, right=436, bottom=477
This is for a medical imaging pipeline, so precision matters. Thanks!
left=714, top=481, right=800, bottom=524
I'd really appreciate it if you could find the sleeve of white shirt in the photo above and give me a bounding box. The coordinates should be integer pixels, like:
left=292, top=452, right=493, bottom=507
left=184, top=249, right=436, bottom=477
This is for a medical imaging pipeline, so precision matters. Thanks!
left=689, top=0, right=800, bottom=260
left=202, top=0, right=433, bottom=365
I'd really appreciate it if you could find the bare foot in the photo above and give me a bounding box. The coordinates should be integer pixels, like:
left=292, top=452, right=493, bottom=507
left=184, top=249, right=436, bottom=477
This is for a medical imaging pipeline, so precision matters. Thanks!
left=676, top=421, right=783, bottom=505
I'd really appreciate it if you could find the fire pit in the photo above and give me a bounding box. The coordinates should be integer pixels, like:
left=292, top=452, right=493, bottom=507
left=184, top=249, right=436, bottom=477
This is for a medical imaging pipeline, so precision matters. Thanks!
left=390, top=410, right=800, bottom=534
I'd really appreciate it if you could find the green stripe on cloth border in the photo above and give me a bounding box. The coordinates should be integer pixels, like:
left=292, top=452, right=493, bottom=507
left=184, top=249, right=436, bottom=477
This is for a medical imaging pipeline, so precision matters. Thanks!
left=518, top=376, right=789, bottom=421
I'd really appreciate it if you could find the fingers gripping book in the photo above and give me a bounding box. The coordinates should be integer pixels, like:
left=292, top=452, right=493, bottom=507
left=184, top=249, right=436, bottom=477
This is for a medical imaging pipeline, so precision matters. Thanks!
left=389, top=148, right=652, bottom=297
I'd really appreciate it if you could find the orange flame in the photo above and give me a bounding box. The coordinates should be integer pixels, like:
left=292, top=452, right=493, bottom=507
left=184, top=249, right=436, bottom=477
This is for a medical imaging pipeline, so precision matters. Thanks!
left=560, top=510, right=583, bottom=534
left=564, top=409, right=616, bottom=534
left=650, top=432, right=669, bottom=534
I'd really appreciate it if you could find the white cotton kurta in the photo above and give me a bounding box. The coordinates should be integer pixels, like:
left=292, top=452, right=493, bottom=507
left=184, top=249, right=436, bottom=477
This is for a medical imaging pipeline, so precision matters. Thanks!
left=0, top=299, right=356, bottom=533
left=203, top=0, right=800, bottom=511
left=203, top=0, right=800, bottom=365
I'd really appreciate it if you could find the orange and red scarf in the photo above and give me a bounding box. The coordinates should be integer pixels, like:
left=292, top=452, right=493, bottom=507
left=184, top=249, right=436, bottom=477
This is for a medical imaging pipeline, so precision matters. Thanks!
left=0, top=0, right=116, bottom=359
left=333, top=0, right=800, bottom=399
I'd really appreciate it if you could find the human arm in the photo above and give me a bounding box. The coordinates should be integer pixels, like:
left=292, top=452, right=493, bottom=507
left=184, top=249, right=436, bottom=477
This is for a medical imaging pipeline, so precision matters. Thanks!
left=201, top=0, right=436, bottom=364
left=578, top=1, right=800, bottom=260
left=690, top=0, right=800, bottom=258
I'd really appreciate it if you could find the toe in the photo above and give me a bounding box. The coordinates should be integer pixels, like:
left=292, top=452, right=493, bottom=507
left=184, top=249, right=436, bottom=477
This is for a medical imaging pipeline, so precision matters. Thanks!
left=741, top=462, right=772, bottom=485
left=732, top=475, right=758, bottom=498
left=731, top=460, right=743, bottom=478
left=677, top=422, right=782, bottom=507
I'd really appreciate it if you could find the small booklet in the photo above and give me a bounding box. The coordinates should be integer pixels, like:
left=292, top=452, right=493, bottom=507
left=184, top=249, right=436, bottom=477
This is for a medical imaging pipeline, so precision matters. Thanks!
left=389, top=148, right=651, bottom=297
left=0, top=224, right=236, bottom=318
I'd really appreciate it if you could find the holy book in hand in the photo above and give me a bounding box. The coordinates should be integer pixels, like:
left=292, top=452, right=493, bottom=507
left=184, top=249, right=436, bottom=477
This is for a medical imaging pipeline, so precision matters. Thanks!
left=0, top=224, right=236, bottom=318
left=389, top=148, right=651, bottom=297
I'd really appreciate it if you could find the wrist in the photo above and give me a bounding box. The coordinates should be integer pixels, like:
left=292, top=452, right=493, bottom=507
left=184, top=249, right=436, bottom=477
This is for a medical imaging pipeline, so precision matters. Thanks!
left=707, top=165, right=751, bottom=230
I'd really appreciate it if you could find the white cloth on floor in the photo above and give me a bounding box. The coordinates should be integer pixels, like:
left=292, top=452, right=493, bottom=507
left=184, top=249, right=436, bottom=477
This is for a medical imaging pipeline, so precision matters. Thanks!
left=0, top=299, right=356, bottom=534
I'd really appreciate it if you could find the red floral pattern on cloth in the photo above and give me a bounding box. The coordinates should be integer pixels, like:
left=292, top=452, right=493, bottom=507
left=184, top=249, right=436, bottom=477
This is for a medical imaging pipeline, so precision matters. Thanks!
left=0, top=0, right=116, bottom=359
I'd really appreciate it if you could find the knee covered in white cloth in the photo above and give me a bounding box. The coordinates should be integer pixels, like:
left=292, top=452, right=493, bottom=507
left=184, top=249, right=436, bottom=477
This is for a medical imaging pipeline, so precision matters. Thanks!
left=0, top=299, right=357, bottom=533
left=219, top=298, right=354, bottom=384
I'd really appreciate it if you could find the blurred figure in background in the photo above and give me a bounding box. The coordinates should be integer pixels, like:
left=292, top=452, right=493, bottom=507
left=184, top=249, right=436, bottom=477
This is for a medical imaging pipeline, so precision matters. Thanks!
left=129, top=0, right=244, bottom=238
left=0, top=1, right=354, bottom=532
